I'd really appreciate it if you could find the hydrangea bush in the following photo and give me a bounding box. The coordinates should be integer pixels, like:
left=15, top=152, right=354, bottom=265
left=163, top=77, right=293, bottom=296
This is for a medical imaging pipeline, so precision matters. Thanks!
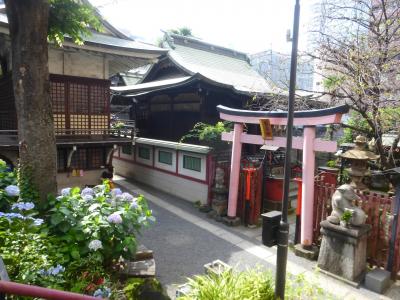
left=0, top=159, right=17, bottom=211
left=47, top=182, right=154, bottom=267
left=0, top=159, right=156, bottom=297
left=0, top=198, right=64, bottom=287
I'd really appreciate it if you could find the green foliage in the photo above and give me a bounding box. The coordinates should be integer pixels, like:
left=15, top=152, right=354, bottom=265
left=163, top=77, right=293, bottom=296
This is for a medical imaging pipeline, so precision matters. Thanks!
left=169, top=27, right=193, bottom=37
left=285, top=273, right=335, bottom=300
left=340, top=108, right=400, bottom=145
left=180, top=122, right=232, bottom=150
left=47, top=184, right=154, bottom=266
left=0, top=159, right=17, bottom=210
left=323, top=75, right=345, bottom=91
left=123, top=278, right=169, bottom=300
left=17, top=164, right=40, bottom=205
left=48, top=0, right=102, bottom=46
left=0, top=203, right=63, bottom=288
left=178, top=268, right=336, bottom=300
left=326, top=160, right=337, bottom=168
left=178, top=269, right=275, bottom=300
left=0, top=165, right=155, bottom=297
left=341, top=209, right=353, bottom=223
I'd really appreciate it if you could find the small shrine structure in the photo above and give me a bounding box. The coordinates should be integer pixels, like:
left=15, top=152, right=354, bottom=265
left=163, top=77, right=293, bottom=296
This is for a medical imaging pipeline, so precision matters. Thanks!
left=217, top=104, right=349, bottom=246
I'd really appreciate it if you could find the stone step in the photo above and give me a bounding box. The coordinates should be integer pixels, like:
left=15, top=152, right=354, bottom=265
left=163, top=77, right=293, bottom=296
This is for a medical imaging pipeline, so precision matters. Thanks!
left=135, top=244, right=154, bottom=261
left=120, top=258, right=156, bottom=278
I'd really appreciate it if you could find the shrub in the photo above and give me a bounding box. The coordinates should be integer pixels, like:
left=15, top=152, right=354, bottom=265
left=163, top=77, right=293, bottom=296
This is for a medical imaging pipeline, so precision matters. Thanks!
left=46, top=183, right=154, bottom=267
left=178, top=269, right=274, bottom=300
left=178, top=269, right=336, bottom=300
left=0, top=159, right=17, bottom=211
left=0, top=201, right=64, bottom=288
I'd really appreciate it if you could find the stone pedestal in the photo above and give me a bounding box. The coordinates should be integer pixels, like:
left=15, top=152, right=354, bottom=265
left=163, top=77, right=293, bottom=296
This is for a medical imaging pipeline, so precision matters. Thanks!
left=317, top=220, right=371, bottom=286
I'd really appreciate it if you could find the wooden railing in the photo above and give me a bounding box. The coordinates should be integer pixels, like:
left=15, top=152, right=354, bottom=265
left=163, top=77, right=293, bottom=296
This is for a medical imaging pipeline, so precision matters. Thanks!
left=313, top=178, right=399, bottom=277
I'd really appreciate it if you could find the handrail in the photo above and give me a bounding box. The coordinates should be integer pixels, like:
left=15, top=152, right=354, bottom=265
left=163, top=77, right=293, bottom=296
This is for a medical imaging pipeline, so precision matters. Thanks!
left=0, top=280, right=98, bottom=300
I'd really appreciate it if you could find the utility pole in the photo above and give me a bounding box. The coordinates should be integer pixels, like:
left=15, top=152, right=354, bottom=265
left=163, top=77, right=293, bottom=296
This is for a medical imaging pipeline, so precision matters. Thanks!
left=275, top=0, right=300, bottom=299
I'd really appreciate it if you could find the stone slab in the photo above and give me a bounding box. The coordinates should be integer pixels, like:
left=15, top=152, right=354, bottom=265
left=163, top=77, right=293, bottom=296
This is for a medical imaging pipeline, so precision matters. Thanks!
left=120, top=258, right=156, bottom=277
left=294, top=244, right=319, bottom=260
left=315, top=267, right=364, bottom=287
left=135, top=244, right=154, bottom=261
left=365, top=268, right=391, bottom=294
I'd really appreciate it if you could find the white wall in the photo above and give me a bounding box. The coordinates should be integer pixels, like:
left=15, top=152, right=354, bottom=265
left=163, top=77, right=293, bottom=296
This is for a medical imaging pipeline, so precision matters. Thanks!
left=49, top=48, right=108, bottom=79
left=114, top=158, right=209, bottom=204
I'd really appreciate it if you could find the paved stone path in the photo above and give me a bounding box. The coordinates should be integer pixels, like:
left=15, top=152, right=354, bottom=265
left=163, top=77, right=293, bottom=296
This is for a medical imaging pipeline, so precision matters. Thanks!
left=114, top=175, right=398, bottom=299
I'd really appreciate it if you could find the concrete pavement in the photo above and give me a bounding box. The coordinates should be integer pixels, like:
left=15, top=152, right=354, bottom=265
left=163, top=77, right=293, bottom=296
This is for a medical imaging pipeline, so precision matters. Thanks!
left=114, top=175, right=398, bottom=299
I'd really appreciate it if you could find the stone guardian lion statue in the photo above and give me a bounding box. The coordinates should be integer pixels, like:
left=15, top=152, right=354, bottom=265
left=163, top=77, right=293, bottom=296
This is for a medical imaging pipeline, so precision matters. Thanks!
left=327, top=184, right=367, bottom=226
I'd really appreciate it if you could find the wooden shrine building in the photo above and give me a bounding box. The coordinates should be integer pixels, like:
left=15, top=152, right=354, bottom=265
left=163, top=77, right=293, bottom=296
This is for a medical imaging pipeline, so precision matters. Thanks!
left=0, top=3, right=166, bottom=188
left=111, top=32, right=277, bottom=142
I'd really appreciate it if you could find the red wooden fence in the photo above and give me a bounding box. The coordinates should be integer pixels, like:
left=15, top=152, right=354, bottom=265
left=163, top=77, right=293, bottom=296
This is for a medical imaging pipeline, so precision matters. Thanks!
left=313, top=178, right=399, bottom=276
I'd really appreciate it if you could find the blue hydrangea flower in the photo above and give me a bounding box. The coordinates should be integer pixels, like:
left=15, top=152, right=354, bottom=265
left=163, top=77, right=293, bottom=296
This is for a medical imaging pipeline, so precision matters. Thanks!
left=107, top=212, right=123, bottom=224
left=93, top=185, right=106, bottom=193
left=0, top=212, right=25, bottom=220
left=121, top=192, right=134, bottom=202
left=48, top=264, right=65, bottom=276
left=61, top=188, right=71, bottom=197
left=81, top=187, right=94, bottom=197
left=11, top=202, right=35, bottom=211
left=130, top=199, right=138, bottom=209
left=82, top=194, right=94, bottom=202
left=88, top=239, right=103, bottom=251
left=93, top=288, right=111, bottom=298
left=38, top=264, right=65, bottom=276
left=111, top=188, right=122, bottom=197
left=33, top=218, right=44, bottom=226
left=5, top=185, right=19, bottom=197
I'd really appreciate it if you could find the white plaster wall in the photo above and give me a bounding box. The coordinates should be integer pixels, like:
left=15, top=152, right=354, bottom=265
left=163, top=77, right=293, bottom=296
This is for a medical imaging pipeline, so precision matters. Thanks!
left=48, top=48, right=64, bottom=75
left=49, top=48, right=107, bottom=79
left=178, top=151, right=207, bottom=181
left=114, top=158, right=208, bottom=204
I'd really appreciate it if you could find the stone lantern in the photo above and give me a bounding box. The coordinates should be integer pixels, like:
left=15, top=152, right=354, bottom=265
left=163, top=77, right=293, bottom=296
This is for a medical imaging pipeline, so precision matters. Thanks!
left=340, top=135, right=379, bottom=191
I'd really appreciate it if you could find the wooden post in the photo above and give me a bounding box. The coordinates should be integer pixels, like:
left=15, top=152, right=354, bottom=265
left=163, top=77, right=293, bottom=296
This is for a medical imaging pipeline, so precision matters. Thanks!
left=227, top=123, right=243, bottom=218
left=301, top=126, right=316, bottom=246
left=387, top=183, right=400, bottom=275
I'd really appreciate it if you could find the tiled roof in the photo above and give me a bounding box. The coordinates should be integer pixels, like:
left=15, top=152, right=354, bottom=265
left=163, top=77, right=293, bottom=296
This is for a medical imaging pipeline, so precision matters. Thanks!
left=83, top=32, right=166, bottom=53
left=161, top=33, right=276, bottom=95
left=0, top=12, right=166, bottom=55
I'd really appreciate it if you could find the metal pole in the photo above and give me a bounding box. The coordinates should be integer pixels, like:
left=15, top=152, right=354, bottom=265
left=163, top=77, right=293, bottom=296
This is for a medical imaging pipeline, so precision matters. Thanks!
left=275, top=0, right=300, bottom=299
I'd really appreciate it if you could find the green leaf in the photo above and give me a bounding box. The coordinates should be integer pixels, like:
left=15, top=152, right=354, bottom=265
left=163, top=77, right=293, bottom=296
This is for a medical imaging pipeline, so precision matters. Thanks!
left=50, top=213, right=63, bottom=226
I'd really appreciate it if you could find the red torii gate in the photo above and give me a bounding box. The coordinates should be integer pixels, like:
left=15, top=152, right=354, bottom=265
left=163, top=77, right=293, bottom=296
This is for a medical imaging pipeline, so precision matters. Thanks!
left=217, top=104, right=349, bottom=246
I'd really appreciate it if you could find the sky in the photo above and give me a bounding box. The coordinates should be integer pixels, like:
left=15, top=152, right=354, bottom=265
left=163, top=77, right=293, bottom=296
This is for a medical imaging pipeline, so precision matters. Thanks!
left=90, top=0, right=317, bottom=55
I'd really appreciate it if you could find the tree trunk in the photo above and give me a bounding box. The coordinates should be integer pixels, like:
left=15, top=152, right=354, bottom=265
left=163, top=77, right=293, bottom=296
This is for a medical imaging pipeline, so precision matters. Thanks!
left=5, top=0, right=57, bottom=201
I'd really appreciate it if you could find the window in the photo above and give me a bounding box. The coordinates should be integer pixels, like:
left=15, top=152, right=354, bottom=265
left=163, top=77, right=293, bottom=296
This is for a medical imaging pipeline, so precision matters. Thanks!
left=138, top=146, right=150, bottom=160
left=121, top=145, right=133, bottom=155
left=158, top=150, right=172, bottom=165
left=183, top=155, right=201, bottom=172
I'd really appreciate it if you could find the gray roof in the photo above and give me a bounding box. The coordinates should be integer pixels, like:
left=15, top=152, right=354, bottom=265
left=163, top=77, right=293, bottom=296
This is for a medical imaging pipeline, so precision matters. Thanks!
left=82, top=32, right=166, bottom=54
left=161, top=33, right=277, bottom=95
left=0, top=11, right=166, bottom=55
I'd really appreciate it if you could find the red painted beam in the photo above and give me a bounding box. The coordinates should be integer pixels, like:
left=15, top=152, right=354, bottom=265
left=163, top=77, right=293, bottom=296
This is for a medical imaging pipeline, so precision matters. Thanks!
left=0, top=280, right=98, bottom=300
